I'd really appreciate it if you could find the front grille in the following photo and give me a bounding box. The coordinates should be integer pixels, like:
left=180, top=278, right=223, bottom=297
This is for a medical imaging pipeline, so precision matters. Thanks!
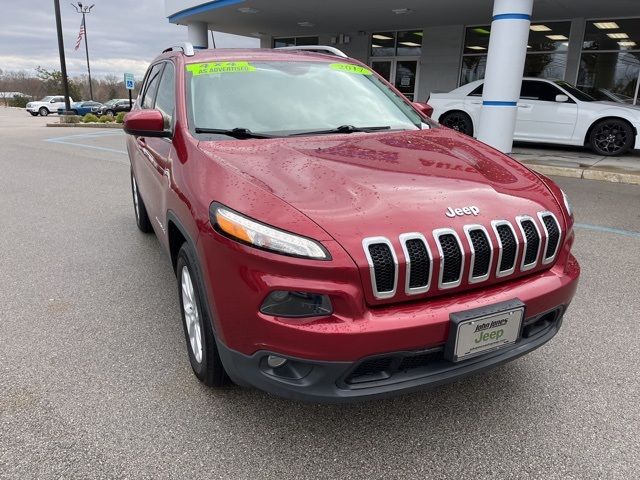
left=405, top=238, right=430, bottom=289
left=367, top=243, right=395, bottom=293
left=519, top=218, right=541, bottom=267
left=362, top=212, right=560, bottom=301
left=437, top=233, right=463, bottom=285
left=541, top=214, right=561, bottom=261
left=468, top=228, right=491, bottom=279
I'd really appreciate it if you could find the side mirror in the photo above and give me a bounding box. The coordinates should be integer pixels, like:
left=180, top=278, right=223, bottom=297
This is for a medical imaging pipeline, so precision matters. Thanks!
left=124, top=109, right=170, bottom=137
left=413, top=102, right=434, bottom=118
left=555, top=94, right=569, bottom=103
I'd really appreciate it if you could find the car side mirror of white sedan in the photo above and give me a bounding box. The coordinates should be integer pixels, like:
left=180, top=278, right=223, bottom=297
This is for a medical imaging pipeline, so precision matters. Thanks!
left=555, top=94, right=569, bottom=103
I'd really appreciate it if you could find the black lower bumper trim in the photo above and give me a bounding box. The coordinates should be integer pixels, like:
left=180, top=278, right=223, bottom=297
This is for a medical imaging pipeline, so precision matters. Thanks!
left=216, top=310, right=564, bottom=403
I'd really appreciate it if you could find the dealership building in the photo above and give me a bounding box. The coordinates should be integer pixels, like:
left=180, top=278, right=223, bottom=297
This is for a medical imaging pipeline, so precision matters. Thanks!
left=165, top=0, right=640, bottom=151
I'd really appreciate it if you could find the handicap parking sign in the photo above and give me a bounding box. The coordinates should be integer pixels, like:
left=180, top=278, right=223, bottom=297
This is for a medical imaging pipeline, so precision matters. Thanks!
left=124, top=73, right=135, bottom=90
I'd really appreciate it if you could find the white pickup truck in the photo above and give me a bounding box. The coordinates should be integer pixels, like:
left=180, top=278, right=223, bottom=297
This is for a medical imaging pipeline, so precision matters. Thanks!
left=26, top=96, right=74, bottom=117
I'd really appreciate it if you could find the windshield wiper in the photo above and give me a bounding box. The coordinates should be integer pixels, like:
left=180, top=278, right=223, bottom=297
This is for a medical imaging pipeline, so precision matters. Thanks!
left=194, top=127, right=276, bottom=139
left=288, top=125, right=391, bottom=137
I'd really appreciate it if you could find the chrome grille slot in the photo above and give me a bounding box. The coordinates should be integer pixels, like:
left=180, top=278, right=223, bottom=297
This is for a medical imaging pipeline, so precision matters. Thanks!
left=492, top=220, right=518, bottom=276
left=434, top=229, right=464, bottom=289
left=517, top=216, right=542, bottom=271
left=362, top=237, right=398, bottom=299
left=399, top=233, right=432, bottom=295
left=538, top=212, right=562, bottom=264
left=464, top=225, right=492, bottom=283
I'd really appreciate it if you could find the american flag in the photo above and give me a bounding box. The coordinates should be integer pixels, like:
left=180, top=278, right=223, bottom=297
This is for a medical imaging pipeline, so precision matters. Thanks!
left=74, top=16, right=85, bottom=51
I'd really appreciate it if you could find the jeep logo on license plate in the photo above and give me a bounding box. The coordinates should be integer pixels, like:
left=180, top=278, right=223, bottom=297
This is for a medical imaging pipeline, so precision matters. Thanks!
left=445, top=206, right=480, bottom=218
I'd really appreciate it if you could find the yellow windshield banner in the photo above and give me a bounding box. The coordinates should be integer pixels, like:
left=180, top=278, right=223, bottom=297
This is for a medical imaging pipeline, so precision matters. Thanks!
left=186, top=62, right=256, bottom=76
left=330, top=63, right=372, bottom=75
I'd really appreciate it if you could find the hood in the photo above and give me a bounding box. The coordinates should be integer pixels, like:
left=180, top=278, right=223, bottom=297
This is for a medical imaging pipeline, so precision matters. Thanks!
left=197, top=127, right=560, bottom=246
left=591, top=101, right=640, bottom=113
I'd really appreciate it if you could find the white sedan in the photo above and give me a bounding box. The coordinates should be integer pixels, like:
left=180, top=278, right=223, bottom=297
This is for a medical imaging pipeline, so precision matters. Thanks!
left=429, top=78, right=640, bottom=156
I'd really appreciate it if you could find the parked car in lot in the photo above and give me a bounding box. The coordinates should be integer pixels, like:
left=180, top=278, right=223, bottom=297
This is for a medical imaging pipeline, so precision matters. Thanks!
left=56, top=101, right=102, bottom=116
left=429, top=78, right=640, bottom=156
left=26, top=96, right=74, bottom=116
left=125, top=44, right=579, bottom=402
left=97, top=98, right=134, bottom=116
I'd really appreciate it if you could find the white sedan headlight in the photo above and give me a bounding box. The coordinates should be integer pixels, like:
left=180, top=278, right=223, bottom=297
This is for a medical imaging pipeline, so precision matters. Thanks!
left=211, top=204, right=329, bottom=260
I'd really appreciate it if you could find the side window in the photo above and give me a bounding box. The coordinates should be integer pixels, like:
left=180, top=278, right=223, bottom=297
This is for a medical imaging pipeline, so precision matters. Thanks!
left=520, top=81, right=563, bottom=102
left=154, top=63, right=176, bottom=129
left=141, top=63, right=164, bottom=109
left=468, top=84, right=484, bottom=97
left=52, top=96, right=63, bottom=103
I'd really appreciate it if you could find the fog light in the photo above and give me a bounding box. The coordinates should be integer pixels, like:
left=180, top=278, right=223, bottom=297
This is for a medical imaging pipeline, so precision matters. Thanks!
left=267, top=355, right=287, bottom=368
left=260, top=291, right=333, bottom=318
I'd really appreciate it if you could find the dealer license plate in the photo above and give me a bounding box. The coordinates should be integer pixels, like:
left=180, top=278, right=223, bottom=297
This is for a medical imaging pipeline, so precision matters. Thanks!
left=451, top=306, right=524, bottom=362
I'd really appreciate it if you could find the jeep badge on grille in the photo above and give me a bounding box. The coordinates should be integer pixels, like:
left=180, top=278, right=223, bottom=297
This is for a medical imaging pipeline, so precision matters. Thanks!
left=446, top=206, right=480, bottom=218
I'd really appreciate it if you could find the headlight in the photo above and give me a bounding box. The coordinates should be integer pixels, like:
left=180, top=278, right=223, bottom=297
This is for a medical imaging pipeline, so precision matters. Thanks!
left=210, top=203, right=330, bottom=260
left=561, top=190, right=573, bottom=217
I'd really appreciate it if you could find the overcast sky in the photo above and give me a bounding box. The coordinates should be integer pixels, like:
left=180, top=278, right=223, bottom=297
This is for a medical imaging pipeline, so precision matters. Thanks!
left=0, top=0, right=259, bottom=78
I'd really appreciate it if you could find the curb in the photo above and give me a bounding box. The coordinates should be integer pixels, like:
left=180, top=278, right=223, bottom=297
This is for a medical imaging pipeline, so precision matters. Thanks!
left=46, top=123, right=123, bottom=129
left=524, top=163, right=640, bottom=186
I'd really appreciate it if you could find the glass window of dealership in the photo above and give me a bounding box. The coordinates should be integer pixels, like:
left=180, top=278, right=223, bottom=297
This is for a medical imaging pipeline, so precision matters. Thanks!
left=460, top=18, right=640, bottom=103
left=347, top=18, right=640, bottom=103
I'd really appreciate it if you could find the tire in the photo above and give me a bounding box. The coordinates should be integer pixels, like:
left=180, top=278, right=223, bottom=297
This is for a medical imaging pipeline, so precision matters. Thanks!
left=589, top=118, right=634, bottom=156
left=440, top=111, right=474, bottom=136
left=176, top=244, right=228, bottom=387
left=38, top=107, right=49, bottom=117
left=105, top=110, right=115, bottom=117
left=29, top=112, right=38, bottom=117
left=130, top=170, right=153, bottom=233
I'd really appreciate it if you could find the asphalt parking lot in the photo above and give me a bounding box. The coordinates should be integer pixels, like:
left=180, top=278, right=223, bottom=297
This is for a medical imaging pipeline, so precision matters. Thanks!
left=1, top=107, right=639, bottom=479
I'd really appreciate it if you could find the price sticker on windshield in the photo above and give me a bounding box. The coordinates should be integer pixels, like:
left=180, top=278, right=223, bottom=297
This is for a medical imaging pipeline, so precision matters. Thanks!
left=186, top=62, right=256, bottom=76
left=330, top=63, right=372, bottom=75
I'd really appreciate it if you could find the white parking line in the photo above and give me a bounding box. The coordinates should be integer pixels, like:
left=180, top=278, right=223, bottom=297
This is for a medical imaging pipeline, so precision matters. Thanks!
left=44, top=131, right=128, bottom=156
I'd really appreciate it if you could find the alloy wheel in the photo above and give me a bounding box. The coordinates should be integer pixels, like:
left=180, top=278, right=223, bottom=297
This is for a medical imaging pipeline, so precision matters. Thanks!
left=181, top=266, right=203, bottom=364
left=593, top=122, right=629, bottom=154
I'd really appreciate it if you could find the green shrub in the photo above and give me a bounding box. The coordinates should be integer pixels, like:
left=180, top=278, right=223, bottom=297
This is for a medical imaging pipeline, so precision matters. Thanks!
left=82, top=113, right=99, bottom=123
left=98, top=115, right=114, bottom=123
left=115, top=112, right=126, bottom=124
left=8, top=95, right=30, bottom=108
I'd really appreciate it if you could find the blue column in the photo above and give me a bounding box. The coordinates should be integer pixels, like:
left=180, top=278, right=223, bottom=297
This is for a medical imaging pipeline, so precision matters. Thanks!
left=477, top=0, right=533, bottom=153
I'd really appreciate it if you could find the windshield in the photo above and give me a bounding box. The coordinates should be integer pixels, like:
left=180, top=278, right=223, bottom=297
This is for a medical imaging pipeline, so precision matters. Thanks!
left=186, top=60, right=424, bottom=136
left=105, top=99, right=117, bottom=105
left=554, top=81, right=596, bottom=102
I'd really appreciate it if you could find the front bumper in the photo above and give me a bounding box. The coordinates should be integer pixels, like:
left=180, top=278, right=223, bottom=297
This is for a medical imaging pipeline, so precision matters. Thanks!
left=26, top=106, right=39, bottom=113
left=218, top=306, right=565, bottom=403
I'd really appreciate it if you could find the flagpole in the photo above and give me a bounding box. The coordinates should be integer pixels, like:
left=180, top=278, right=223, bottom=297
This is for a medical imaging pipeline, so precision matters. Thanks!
left=82, top=12, right=93, bottom=100
left=72, top=3, right=94, bottom=100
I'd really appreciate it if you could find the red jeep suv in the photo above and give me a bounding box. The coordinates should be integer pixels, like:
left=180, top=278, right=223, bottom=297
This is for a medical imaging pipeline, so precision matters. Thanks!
left=124, top=44, right=579, bottom=402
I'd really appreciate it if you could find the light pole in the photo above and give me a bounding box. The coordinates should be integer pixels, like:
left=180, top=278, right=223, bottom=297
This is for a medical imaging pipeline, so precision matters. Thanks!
left=72, top=2, right=94, bottom=100
left=54, top=0, right=72, bottom=113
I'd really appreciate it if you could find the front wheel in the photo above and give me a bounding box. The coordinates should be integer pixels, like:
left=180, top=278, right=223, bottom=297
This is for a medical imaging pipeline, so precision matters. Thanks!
left=439, top=111, right=474, bottom=136
left=105, top=109, right=115, bottom=117
left=38, top=107, right=49, bottom=117
left=589, top=119, right=634, bottom=156
left=176, top=244, right=228, bottom=387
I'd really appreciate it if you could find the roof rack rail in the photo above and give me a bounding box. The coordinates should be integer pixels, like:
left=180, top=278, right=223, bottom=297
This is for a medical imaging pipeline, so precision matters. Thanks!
left=275, top=45, right=348, bottom=58
left=162, top=42, right=195, bottom=57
